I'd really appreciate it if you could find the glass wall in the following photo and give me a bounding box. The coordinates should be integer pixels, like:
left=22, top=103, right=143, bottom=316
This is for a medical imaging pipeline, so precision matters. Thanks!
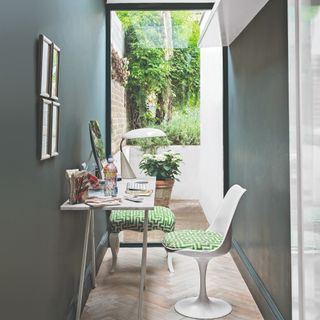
left=289, top=1, right=320, bottom=318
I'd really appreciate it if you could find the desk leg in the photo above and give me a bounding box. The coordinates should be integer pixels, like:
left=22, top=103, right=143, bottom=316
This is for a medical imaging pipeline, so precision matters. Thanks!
left=138, top=210, right=149, bottom=320
left=76, top=210, right=92, bottom=320
left=90, top=209, right=96, bottom=288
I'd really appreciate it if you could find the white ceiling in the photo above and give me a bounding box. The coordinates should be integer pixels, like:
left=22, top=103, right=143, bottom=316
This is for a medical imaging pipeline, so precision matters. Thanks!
left=198, top=0, right=270, bottom=47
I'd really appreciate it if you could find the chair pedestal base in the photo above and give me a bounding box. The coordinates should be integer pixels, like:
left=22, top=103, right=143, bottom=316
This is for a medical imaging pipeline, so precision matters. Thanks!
left=175, top=296, right=232, bottom=319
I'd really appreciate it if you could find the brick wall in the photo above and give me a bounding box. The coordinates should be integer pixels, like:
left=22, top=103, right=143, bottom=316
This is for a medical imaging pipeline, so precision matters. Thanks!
left=111, top=13, right=128, bottom=155
left=111, top=79, right=128, bottom=154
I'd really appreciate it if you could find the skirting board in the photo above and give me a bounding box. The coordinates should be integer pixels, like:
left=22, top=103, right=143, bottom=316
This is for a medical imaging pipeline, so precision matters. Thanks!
left=120, top=241, right=163, bottom=248
left=231, top=239, right=285, bottom=320
left=67, top=232, right=109, bottom=320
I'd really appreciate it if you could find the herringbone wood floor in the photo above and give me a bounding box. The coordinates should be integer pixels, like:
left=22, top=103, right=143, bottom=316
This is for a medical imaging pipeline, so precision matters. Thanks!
left=82, top=201, right=263, bottom=320
left=82, top=249, right=262, bottom=320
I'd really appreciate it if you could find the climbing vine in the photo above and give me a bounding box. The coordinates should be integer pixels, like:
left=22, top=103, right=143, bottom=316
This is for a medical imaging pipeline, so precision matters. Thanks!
left=111, top=47, right=130, bottom=86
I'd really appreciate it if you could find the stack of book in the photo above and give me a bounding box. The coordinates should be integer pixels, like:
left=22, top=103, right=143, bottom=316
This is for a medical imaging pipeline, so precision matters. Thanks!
left=125, top=181, right=153, bottom=196
left=85, top=196, right=121, bottom=207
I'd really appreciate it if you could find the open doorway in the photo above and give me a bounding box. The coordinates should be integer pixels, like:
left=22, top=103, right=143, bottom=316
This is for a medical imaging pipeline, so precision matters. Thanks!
left=108, top=3, right=223, bottom=244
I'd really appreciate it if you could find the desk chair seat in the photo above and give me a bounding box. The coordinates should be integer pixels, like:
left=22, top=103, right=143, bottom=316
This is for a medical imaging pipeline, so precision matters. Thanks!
left=162, top=185, right=246, bottom=319
left=163, top=230, right=223, bottom=251
left=110, top=206, right=175, bottom=233
left=109, top=206, right=175, bottom=272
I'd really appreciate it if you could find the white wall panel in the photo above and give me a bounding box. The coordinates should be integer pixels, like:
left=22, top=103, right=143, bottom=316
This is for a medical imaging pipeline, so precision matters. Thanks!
left=199, top=45, right=223, bottom=223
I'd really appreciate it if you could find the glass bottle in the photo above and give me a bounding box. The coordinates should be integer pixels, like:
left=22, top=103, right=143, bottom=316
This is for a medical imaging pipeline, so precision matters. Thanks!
left=103, top=156, right=118, bottom=197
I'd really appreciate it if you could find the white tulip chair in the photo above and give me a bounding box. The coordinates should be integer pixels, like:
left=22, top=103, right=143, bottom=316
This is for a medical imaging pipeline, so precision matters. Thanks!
left=163, top=184, right=246, bottom=319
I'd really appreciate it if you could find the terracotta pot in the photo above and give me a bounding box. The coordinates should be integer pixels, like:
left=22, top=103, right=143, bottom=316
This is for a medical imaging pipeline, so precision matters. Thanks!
left=155, top=179, right=175, bottom=207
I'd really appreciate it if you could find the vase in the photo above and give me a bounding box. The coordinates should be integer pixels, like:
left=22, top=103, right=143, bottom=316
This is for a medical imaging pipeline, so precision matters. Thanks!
left=155, top=179, right=174, bottom=207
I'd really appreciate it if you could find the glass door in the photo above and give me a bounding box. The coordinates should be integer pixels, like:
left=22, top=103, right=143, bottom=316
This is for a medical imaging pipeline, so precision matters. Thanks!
left=110, top=8, right=208, bottom=244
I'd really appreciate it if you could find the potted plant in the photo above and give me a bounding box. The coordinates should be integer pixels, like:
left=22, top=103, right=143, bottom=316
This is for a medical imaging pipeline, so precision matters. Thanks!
left=139, top=151, right=182, bottom=207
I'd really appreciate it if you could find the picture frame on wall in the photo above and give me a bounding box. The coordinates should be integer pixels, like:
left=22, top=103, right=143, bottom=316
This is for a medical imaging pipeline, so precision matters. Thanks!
left=50, top=101, right=60, bottom=157
left=40, top=98, right=51, bottom=160
left=50, top=44, right=60, bottom=100
left=39, top=35, right=52, bottom=98
left=38, top=34, right=61, bottom=160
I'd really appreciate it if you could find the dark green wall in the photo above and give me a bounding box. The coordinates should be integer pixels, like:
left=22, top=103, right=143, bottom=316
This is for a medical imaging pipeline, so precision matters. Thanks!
left=227, top=0, right=291, bottom=319
left=0, top=0, right=106, bottom=319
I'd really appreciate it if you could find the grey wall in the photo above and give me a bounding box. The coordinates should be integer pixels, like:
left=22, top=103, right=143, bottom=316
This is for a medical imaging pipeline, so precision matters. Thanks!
left=0, top=0, right=106, bottom=319
left=227, top=0, right=291, bottom=319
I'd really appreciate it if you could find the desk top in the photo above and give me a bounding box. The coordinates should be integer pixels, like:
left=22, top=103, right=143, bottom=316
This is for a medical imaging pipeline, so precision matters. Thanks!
left=60, top=177, right=156, bottom=212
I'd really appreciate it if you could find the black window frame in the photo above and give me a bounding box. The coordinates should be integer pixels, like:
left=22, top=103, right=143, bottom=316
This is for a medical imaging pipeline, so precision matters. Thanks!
left=105, top=1, right=215, bottom=248
left=105, top=2, right=215, bottom=154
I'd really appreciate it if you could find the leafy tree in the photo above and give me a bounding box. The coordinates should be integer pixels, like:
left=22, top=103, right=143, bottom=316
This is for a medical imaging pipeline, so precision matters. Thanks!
left=170, top=11, right=200, bottom=110
left=118, top=11, right=170, bottom=127
left=117, top=11, right=201, bottom=128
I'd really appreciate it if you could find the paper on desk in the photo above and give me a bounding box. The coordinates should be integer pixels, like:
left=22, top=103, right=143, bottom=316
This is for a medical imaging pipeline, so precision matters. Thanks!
left=85, top=196, right=122, bottom=207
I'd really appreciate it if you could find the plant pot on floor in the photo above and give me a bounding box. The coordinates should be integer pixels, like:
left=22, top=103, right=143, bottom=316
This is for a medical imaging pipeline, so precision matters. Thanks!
left=155, top=179, right=174, bottom=207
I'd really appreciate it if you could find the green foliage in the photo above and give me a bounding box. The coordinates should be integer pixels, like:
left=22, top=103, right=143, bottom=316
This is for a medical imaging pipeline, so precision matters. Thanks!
left=170, top=11, right=200, bottom=110
left=117, top=11, right=201, bottom=128
left=170, top=11, right=199, bottom=47
left=170, top=48, right=200, bottom=110
left=130, top=136, right=171, bottom=155
left=160, top=110, right=200, bottom=145
left=117, top=11, right=170, bottom=127
left=139, top=151, right=182, bottom=181
left=130, top=109, right=200, bottom=152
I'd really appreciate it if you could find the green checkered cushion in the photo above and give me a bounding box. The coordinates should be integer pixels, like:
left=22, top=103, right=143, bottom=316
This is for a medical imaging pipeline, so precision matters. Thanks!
left=163, top=229, right=223, bottom=251
left=110, top=206, right=175, bottom=233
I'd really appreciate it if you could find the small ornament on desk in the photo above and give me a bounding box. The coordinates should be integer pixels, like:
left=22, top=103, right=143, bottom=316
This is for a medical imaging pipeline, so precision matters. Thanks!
left=65, top=169, right=91, bottom=204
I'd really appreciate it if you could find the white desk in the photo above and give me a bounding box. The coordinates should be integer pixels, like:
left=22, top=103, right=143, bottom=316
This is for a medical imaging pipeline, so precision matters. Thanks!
left=60, top=177, right=156, bottom=320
